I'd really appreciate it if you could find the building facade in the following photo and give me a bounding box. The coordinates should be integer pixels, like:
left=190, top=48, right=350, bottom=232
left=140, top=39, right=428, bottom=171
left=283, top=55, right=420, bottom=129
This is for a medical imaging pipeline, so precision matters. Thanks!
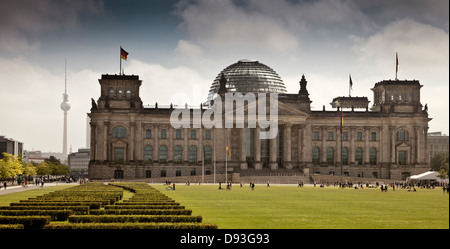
left=0, top=136, right=23, bottom=159
left=68, top=148, right=90, bottom=177
left=428, top=132, right=449, bottom=161
left=88, top=60, right=431, bottom=181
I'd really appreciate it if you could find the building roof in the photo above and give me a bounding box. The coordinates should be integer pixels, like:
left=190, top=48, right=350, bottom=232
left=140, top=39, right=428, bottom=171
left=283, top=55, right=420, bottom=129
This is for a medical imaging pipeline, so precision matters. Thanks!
left=207, top=59, right=287, bottom=102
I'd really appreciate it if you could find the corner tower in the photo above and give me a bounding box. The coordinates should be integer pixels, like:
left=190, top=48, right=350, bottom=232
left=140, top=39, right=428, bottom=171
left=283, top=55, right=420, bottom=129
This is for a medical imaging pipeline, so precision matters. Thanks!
left=95, top=74, right=143, bottom=111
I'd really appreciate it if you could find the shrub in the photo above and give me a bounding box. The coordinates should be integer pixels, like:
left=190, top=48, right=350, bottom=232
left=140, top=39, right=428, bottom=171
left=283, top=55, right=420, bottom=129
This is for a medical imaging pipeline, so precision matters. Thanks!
left=105, top=205, right=184, bottom=210
left=0, top=216, right=51, bottom=229
left=44, top=222, right=218, bottom=229
left=0, top=210, right=73, bottom=221
left=89, top=209, right=192, bottom=216
left=0, top=224, right=24, bottom=229
left=69, top=215, right=202, bottom=223
left=0, top=206, right=89, bottom=215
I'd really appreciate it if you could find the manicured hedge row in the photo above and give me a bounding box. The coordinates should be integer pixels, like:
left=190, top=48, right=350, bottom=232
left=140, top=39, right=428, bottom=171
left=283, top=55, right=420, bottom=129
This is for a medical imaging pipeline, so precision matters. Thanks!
left=0, top=210, right=73, bottom=221
left=10, top=202, right=102, bottom=209
left=0, top=206, right=89, bottom=215
left=0, top=216, right=51, bottom=229
left=90, top=209, right=192, bottom=216
left=69, top=215, right=202, bottom=223
left=105, top=205, right=185, bottom=210
left=44, top=222, right=218, bottom=229
left=114, top=201, right=179, bottom=205
left=0, top=224, right=24, bottom=229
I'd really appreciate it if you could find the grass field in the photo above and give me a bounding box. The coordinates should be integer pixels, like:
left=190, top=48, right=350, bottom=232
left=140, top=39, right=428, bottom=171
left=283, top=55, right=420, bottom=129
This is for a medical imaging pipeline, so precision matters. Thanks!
left=0, top=185, right=74, bottom=206
left=153, top=184, right=449, bottom=229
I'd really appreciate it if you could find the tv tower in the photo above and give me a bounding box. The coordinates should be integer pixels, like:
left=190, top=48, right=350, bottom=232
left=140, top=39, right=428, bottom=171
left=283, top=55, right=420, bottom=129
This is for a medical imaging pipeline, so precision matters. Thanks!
left=60, top=59, right=70, bottom=159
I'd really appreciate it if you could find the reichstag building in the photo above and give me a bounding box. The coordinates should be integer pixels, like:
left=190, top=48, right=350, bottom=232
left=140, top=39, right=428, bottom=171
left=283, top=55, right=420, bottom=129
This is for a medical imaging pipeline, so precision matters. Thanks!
left=88, top=59, right=431, bottom=180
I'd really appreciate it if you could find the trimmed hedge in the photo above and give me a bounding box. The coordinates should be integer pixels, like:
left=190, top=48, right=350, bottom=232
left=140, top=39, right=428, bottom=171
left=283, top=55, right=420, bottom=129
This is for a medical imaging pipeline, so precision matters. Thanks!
left=10, top=202, right=101, bottom=209
left=44, top=222, right=218, bottom=229
left=105, top=205, right=185, bottom=210
left=69, top=215, right=202, bottom=223
left=0, top=210, right=73, bottom=221
left=90, top=209, right=192, bottom=216
left=0, top=205, right=89, bottom=215
left=0, top=216, right=51, bottom=229
left=0, top=224, right=24, bottom=229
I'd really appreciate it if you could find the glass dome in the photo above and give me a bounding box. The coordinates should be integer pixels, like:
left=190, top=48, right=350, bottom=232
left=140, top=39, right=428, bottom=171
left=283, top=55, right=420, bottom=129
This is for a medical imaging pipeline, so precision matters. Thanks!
left=207, top=59, right=286, bottom=102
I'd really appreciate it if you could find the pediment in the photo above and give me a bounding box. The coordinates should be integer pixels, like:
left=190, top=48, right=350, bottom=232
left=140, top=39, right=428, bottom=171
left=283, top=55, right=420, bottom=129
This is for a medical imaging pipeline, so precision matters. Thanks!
left=396, top=142, right=411, bottom=148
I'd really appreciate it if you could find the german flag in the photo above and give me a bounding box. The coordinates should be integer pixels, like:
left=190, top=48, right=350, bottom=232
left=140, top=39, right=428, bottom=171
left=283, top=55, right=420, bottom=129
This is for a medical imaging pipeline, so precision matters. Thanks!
left=226, top=144, right=231, bottom=158
left=120, top=47, right=129, bottom=61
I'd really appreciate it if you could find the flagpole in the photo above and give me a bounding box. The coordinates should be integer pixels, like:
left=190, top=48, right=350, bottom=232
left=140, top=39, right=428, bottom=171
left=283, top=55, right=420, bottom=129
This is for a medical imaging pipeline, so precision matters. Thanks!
left=202, top=148, right=205, bottom=184
left=225, top=146, right=228, bottom=184
left=119, top=46, right=122, bottom=75
left=395, top=52, right=398, bottom=80
left=340, top=108, right=343, bottom=183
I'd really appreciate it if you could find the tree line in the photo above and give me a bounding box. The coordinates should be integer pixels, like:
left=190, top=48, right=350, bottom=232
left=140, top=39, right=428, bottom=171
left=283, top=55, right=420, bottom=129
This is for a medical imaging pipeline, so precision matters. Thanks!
left=0, top=153, right=69, bottom=179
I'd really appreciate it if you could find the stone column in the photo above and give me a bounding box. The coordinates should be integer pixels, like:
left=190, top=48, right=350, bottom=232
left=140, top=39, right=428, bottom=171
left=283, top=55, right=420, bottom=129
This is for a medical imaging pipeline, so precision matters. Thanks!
left=90, top=122, right=96, bottom=161
left=129, top=122, right=135, bottom=162
left=254, top=126, right=262, bottom=170
left=153, top=125, right=159, bottom=162
left=104, top=121, right=110, bottom=161
left=240, top=128, right=248, bottom=169
left=284, top=124, right=292, bottom=169
left=390, top=126, right=396, bottom=164
left=364, top=127, right=370, bottom=165
left=349, top=126, right=355, bottom=165
left=321, top=126, right=326, bottom=164
left=269, top=134, right=278, bottom=170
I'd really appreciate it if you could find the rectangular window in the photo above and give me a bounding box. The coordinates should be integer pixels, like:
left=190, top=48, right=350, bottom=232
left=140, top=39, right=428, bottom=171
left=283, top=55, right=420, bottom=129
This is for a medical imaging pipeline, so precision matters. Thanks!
left=398, top=151, right=407, bottom=165
left=176, top=129, right=182, bottom=139
left=146, top=129, right=152, bottom=139
left=114, top=147, right=124, bottom=161
left=343, top=132, right=348, bottom=141
left=191, top=130, right=196, bottom=139
left=161, top=129, right=167, bottom=139
left=313, top=131, right=320, bottom=141
left=357, top=132, right=363, bottom=141
left=205, top=130, right=211, bottom=139
left=328, top=131, right=334, bottom=141
left=371, top=132, right=376, bottom=141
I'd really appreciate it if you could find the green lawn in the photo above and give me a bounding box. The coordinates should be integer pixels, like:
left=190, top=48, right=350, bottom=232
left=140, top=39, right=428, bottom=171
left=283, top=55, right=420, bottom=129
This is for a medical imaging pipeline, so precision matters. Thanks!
left=0, top=185, right=74, bottom=206
left=153, top=184, right=449, bottom=229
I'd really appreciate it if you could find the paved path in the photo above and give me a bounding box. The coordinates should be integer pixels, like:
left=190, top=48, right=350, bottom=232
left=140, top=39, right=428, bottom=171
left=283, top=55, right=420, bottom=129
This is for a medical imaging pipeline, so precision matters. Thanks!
left=0, top=182, right=76, bottom=196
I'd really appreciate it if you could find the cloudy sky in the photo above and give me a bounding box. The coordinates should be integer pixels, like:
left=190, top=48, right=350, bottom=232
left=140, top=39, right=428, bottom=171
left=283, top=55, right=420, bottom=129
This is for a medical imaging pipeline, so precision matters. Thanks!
left=0, top=0, right=448, bottom=153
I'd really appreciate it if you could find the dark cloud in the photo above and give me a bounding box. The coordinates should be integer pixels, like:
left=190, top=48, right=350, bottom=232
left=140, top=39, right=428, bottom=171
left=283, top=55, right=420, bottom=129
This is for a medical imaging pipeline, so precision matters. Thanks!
left=0, top=0, right=103, bottom=51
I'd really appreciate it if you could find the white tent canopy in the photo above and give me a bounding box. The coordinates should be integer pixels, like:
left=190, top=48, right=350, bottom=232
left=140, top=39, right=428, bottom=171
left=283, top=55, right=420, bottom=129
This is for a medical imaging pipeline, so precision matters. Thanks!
left=408, top=171, right=449, bottom=183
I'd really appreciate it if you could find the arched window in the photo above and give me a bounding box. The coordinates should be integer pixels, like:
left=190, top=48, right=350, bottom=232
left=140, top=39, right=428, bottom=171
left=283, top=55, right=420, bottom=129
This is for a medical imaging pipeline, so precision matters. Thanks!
left=204, top=146, right=212, bottom=163
left=396, top=129, right=409, bottom=141
left=126, top=88, right=131, bottom=97
left=355, top=147, right=363, bottom=166
left=117, top=88, right=123, bottom=96
left=312, top=147, right=320, bottom=165
left=109, top=87, right=114, bottom=96
left=370, top=148, right=377, bottom=165
left=159, top=145, right=168, bottom=163
left=342, top=147, right=348, bottom=165
left=174, top=145, right=182, bottom=163
left=189, top=146, right=197, bottom=163
left=112, top=126, right=127, bottom=138
left=326, top=147, right=334, bottom=165
left=145, top=170, right=151, bottom=178
left=144, top=145, right=152, bottom=162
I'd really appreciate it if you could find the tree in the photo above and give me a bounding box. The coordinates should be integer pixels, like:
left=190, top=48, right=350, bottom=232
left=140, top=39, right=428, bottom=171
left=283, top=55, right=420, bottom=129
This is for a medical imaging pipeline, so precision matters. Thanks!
left=36, top=162, right=52, bottom=175
left=431, top=152, right=449, bottom=179
left=430, top=152, right=449, bottom=171
left=0, top=153, right=24, bottom=178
